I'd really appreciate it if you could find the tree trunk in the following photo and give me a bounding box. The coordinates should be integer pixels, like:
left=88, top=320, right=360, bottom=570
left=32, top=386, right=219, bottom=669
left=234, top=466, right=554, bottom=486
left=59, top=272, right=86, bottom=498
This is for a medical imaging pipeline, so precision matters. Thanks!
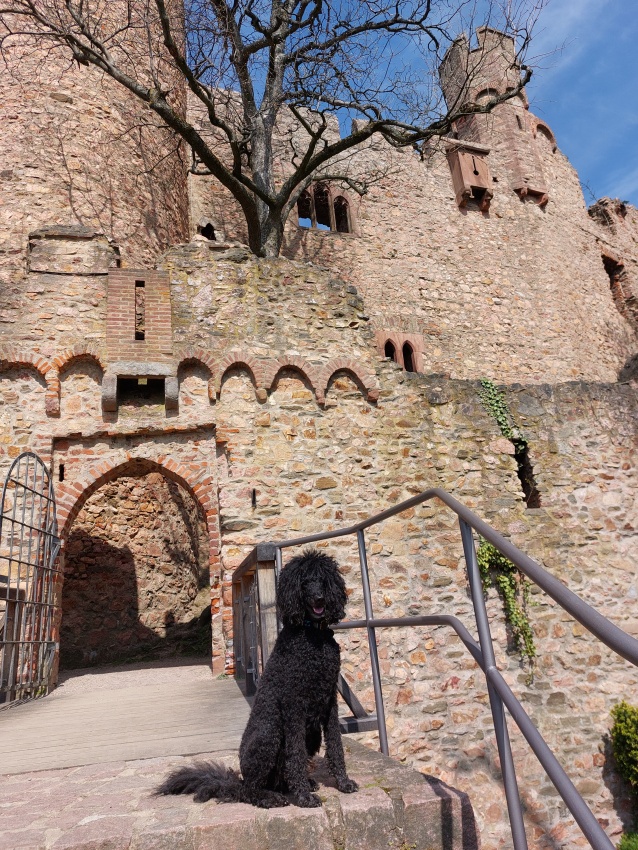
left=259, top=211, right=285, bottom=258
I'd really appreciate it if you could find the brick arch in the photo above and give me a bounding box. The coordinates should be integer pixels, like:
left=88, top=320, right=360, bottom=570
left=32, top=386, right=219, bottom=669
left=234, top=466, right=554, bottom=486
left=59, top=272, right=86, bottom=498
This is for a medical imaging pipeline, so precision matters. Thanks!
left=53, top=346, right=106, bottom=375
left=51, top=347, right=106, bottom=418
left=57, top=456, right=219, bottom=553
left=0, top=346, right=52, bottom=379
left=217, top=349, right=266, bottom=399
left=0, top=346, right=59, bottom=416
left=176, top=347, right=218, bottom=402
left=321, top=358, right=380, bottom=403
left=262, top=356, right=321, bottom=401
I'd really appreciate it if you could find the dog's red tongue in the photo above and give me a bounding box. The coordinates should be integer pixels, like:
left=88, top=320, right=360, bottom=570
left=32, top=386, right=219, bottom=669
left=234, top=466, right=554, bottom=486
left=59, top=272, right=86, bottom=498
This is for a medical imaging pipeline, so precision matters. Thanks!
left=313, top=606, right=324, bottom=615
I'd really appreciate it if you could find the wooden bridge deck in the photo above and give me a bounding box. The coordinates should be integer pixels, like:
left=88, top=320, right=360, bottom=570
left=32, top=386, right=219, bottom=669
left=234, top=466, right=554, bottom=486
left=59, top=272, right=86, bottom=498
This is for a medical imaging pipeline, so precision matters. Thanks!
left=0, top=658, right=251, bottom=775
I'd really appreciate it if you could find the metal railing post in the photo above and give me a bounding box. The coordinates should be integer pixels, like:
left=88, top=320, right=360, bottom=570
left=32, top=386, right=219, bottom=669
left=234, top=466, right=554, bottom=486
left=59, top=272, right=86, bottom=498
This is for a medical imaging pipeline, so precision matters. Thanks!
left=231, top=486, right=638, bottom=850
left=460, top=518, right=529, bottom=850
left=357, top=529, right=389, bottom=756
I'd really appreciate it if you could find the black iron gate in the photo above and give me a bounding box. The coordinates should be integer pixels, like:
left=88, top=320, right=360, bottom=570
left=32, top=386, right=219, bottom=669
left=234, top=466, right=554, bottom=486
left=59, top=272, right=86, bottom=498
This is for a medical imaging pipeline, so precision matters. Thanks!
left=0, top=452, right=61, bottom=706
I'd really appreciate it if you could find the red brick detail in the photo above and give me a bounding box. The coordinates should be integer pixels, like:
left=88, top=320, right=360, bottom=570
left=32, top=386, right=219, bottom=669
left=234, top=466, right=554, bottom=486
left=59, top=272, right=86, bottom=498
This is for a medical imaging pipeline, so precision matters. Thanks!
left=176, top=347, right=219, bottom=402
left=217, top=349, right=266, bottom=396
left=0, top=346, right=52, bottom=378
left=57, top=456, right=218, bottom=548
left=0, top=347, right=61, bottom=415
left=262, top=356, right=321, bottom=400
left=175, top=346, right=217, bottom=375
left=321, top=358, right=379, bottom=403
left=106, top=269, right=173, bottom=361
left=375, top=330, right=424, bottom=374
left=53, top=345, right=107, bottom=374
left=45, top=369, right=61, bottom=417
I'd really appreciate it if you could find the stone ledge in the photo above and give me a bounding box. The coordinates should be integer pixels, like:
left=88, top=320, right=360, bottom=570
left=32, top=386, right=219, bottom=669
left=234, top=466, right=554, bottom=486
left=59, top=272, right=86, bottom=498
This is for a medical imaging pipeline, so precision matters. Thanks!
left=0, top=740, right=480, bottom=850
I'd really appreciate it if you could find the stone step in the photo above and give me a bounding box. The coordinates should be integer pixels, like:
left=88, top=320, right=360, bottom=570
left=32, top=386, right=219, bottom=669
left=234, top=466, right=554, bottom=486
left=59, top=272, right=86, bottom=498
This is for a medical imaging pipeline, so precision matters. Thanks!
left=0, top=739, right=480, bottom=850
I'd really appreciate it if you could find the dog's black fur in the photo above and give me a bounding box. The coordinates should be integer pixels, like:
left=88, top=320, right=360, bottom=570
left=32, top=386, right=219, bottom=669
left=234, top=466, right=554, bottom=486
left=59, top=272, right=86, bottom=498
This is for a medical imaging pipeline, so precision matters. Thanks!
left=155, top=549, right=358, bottom=808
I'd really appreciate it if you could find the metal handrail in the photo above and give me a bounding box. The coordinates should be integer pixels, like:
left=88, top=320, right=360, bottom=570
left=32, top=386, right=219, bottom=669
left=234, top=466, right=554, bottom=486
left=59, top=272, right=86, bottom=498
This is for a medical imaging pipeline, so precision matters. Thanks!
left=273, top=487, right=638, bottom=666
left=232, top=487, right=638, bottom=850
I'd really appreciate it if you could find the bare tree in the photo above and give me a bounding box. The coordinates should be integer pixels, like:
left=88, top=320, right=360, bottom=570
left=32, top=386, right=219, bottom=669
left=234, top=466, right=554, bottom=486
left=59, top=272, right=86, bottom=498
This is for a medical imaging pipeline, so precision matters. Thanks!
left=0, top=1, right=545, bottom=257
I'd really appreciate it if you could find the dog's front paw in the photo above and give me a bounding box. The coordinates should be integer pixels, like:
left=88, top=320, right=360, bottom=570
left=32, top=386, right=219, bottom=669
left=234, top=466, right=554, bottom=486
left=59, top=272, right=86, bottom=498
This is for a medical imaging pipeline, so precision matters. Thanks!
left=336, top=777, right=358, bottom=794
left=293, top=792, right=322, bottom=808
left=307, top=777, right=319, bottom=791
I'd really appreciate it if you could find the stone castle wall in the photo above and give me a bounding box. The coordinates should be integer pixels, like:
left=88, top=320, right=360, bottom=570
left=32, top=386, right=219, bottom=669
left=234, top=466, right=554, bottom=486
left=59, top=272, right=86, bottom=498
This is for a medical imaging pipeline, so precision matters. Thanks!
left=1, top=26, right=638, bottom=850
left=0, top=34, right=189, bottom=290
left=189, top=113, right=637, bottom=388
left=1, top=238, right=636, bottom=847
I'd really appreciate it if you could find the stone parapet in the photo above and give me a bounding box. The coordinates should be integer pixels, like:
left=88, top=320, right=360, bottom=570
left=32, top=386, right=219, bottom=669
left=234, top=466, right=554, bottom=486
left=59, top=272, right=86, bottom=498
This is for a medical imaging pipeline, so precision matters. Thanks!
left=0, top=740, right=480, bottom=850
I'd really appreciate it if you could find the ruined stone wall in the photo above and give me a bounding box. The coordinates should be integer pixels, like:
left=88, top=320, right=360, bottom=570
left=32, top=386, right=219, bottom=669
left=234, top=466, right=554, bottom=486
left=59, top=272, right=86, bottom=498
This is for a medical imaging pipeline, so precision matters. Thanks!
left=0, top=177, right=638, bottom=848
left=0, top=30, right=189, bottom=286
left=189, top=121, right=637, bottom=386
left=281, top=132, right=635, bottom=386
left=1, top=242, right=637, bottom=847
left=588, top=199, right=638, bottom=376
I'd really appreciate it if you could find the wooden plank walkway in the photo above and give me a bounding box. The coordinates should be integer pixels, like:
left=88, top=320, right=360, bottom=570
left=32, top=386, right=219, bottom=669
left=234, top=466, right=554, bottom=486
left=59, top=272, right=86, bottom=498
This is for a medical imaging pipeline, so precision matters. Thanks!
left=0, top=659, right=252, bottom=775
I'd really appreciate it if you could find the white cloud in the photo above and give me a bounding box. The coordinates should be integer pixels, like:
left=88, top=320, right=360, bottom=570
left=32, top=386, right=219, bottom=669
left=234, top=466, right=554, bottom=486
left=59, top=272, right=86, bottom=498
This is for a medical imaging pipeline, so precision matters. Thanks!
left=527, top=0, right=614, bottom=83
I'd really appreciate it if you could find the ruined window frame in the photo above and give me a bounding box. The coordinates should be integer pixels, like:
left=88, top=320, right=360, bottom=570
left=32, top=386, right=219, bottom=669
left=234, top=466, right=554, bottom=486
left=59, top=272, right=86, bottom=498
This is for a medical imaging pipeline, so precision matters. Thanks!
left=296, top=183, right=354, bottom=234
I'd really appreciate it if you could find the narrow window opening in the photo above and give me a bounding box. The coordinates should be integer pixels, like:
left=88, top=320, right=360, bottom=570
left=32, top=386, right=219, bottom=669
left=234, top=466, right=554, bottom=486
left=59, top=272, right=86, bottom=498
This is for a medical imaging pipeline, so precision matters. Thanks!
left=59, top=463, right=65, bottom=483
left=314, top=183, right=331, bottom=230
left=603, top=255, right=627, bottom=310
left=516, top=114, right=524, bottom=130
left=134, top=280, right=145, bottom=341
left=297, top=190, right=312, bottom=228
left=251, top=488, right=257, bottom=508
left=514, top=441, right=541, bottom=508
left=334, top=196, right=350, bottom=233
left=117, top=377, right=165, bottom=407
left=471, top=187, right=487, bottom=207
left=384, top=340, right=397, bottom=361
left=402, top=343, right=415, bottom=372
left=199, top=223, right=216, bottom=240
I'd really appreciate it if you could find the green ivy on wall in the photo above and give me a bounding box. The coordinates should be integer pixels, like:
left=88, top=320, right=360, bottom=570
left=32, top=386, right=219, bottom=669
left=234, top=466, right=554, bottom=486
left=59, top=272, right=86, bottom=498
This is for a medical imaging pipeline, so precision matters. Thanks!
left=478, top=378, right=520, bottom=442
left=476, top=538, right=536, bottom=668
left=478, top=379, right=541, bottom=508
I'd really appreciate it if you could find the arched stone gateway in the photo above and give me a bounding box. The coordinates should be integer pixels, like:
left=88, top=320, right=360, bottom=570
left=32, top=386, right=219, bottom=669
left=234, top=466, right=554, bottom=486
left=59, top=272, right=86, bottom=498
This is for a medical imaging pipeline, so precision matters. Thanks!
left=53, top=444, right=224, bottom=672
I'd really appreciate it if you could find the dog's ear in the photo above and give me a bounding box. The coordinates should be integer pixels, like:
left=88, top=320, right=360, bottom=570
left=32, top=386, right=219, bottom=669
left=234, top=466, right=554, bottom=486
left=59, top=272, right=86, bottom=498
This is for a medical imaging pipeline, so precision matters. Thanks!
left=322, top=558, right=347, bottom=624
left=277, top=555, right=306, bottom=626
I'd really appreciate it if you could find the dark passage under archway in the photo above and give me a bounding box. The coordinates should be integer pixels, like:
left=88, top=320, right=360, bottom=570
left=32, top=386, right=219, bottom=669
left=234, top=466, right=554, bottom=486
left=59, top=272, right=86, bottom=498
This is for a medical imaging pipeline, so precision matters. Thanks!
left=60, top=465, right=211, bottom=669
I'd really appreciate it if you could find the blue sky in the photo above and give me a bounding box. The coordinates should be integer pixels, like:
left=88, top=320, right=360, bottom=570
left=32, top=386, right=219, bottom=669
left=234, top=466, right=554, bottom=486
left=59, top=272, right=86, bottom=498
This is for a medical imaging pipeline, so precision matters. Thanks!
left=525, top=0, right=638, bottom=208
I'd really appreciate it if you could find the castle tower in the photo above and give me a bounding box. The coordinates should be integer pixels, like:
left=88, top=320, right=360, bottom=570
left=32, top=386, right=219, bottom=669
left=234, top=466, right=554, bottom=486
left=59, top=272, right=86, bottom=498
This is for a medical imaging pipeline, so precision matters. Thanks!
left=440, top=27, right=549, bottom=205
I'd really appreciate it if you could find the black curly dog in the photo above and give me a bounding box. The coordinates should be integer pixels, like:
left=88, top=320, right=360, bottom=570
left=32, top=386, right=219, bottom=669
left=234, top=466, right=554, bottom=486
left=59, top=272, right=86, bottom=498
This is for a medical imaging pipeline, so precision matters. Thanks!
left=156, top=549, right=358, bottom=808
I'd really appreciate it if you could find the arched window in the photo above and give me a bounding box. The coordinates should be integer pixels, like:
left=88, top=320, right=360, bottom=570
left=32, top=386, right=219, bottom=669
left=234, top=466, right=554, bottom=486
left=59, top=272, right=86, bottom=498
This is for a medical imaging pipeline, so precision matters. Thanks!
left=296, top=184, right=353, bottom=234
left=297, top=190, right=312, bottom=228
left=384, top=340, right=397, bottom=362
left=476, top=88, right=500, bottom=104
left=313, top=183, right=331, bottom=230
left=334, top=196, right=350, bottom=233
left=402, top=343, right=415, bottom=372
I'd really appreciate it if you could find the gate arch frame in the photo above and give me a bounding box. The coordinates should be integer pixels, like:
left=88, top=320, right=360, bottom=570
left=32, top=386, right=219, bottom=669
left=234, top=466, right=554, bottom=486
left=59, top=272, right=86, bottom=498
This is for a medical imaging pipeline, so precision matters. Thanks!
left=55, top=454, right=224, bottom=670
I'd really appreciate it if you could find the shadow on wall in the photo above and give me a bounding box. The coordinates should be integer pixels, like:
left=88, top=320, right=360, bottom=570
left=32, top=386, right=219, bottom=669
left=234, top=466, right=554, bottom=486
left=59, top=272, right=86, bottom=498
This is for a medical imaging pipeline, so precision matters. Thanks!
left=60, top=533, right=211, bottom=668
left=619, top=353, right=638, bottom=382
left=60, top=469, right=212, bottom=669
left=601, top=733, right=637, bottom=834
